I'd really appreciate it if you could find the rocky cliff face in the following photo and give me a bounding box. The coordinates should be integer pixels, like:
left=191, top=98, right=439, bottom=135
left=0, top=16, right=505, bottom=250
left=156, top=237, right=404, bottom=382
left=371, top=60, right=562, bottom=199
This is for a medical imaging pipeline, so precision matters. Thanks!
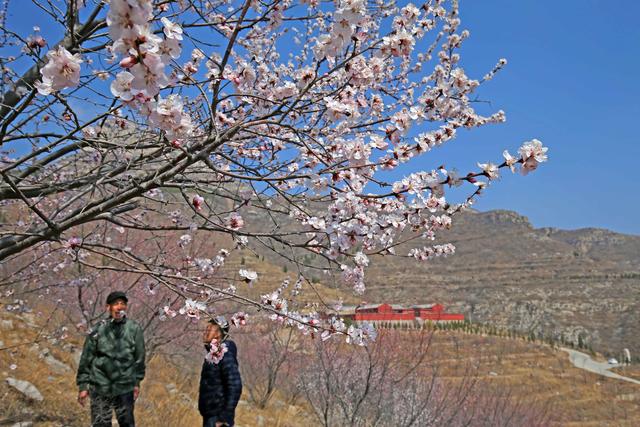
left=360, top=210, right=640, bottom=356
left=248, top=203, right=640, bottom=357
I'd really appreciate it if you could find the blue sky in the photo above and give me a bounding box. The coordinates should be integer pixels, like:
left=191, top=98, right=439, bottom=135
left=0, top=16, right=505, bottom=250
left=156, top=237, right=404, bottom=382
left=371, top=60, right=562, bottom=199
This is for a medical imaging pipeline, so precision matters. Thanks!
left=5, top=1, right=639, bottom=235
left=437, top=0, right=640, bottom=235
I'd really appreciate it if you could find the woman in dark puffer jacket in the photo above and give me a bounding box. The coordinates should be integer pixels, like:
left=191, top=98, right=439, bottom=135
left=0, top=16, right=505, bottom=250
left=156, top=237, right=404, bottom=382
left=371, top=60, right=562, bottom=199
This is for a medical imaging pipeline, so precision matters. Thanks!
left=199, top=316, right=242, bottom=427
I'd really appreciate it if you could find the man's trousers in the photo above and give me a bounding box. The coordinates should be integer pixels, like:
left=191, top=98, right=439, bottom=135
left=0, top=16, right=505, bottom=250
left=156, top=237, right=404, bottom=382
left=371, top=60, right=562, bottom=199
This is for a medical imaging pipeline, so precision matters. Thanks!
left=90, top=391, right=135, bottom=427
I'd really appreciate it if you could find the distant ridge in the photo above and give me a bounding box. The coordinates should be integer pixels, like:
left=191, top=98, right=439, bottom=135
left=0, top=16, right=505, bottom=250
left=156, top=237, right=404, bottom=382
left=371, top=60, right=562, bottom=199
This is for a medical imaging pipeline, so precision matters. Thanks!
left=248, top=204, right=640, bottom=357
left=360, top=209, right=640, bottom=357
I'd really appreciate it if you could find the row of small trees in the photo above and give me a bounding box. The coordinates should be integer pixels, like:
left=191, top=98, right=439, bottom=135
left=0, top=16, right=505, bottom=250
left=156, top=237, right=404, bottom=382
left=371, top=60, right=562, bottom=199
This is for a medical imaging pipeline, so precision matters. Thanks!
left=355, top=319, right=613, bottom=357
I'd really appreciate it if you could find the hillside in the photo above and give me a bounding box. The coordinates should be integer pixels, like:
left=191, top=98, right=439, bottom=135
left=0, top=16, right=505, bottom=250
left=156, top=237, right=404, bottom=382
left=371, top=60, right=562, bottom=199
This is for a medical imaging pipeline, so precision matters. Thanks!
left=366, top=210, right=640, bottom=358
left=2, top=303, right=640, bottom=426
left=250, top=207, right=640, bottom=357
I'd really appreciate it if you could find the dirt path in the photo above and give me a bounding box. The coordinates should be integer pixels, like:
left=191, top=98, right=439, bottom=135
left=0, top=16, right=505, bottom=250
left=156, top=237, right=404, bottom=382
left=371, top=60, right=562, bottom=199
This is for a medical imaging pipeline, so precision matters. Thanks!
left=561, top=348, right=640, bottom=385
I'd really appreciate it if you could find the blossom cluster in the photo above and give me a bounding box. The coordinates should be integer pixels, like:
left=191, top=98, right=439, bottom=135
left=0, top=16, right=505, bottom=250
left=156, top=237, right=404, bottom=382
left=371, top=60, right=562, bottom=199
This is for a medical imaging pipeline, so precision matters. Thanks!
left=230, top=312, right=248, bottom=327
left=205, top=339, right=228, bottom=364
left=192, top=249, right=229, bottom=276
left=408, top=243, right=456, bottom=261
left=35, top=46, right=83, bottom=95
left=258, top=279, right=377, bottom=345
left=6, top=0, right=551, bottom=347
left=179, top=298, right=207, bottom=320
left=107, top=0, right=192, bottom=141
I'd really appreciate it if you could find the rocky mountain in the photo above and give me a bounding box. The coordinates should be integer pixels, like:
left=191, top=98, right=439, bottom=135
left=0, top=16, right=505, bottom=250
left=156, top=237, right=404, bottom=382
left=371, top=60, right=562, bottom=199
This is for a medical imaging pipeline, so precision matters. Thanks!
left=250, top=206, right=640, bottom=357
left=361, top=210, right=640, bottom=357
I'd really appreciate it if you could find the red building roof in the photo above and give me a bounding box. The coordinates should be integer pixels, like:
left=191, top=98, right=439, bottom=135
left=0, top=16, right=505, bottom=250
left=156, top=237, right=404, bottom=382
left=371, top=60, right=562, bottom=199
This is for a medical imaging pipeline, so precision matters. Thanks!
left=346, top=303, right=464, bottom=322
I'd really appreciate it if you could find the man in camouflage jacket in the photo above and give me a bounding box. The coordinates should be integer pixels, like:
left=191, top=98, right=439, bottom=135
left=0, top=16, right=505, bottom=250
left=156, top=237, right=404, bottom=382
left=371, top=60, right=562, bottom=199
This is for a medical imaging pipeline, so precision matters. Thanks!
left=76, top=291, right=145, bottom=427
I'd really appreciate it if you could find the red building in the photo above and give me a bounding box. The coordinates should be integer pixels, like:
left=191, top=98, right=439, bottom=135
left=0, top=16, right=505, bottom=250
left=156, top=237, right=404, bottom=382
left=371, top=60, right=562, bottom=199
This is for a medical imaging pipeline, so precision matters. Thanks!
left=337, top=303, right=464, bottom=327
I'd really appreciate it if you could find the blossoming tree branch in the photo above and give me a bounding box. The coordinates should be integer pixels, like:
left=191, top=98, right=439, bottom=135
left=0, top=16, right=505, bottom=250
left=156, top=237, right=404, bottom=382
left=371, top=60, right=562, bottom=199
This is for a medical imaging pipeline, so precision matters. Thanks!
left=0, top=0, right=547, bottom=344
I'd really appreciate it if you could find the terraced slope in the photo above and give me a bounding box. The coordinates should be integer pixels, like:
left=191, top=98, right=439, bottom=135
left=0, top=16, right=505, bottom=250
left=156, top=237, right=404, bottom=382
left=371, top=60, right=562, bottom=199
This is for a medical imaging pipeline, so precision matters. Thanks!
left=364, top=210, right=640, bottom=357
left=249, top=207, right=640, bottom=356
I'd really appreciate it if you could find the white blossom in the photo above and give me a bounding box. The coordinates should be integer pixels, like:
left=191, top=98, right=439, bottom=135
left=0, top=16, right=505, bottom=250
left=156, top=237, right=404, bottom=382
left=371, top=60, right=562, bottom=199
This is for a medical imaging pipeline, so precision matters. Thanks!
left=477, top=162, right=500, bottom=180
left=161, top=17, right=183, bottom=40
left=110, top=71, right=135, bottom=101
left=179, top=299, right=207, bottom=319
left=239, top=269, right=258, bottom=284
left=35, top=46, right=83, bottom=95
left=502, top=150, right=518, bottom=173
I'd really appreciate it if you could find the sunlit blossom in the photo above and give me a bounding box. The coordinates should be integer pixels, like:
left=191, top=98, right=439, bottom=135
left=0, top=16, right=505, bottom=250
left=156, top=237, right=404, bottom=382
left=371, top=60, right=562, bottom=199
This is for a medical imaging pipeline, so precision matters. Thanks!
left=161, top=17, right=183, bottom=40
left=239, top=269, right=258, bottom=284
left=179, top=299, right=207, bottom=319
left=35, top=46, right=83, bottom=95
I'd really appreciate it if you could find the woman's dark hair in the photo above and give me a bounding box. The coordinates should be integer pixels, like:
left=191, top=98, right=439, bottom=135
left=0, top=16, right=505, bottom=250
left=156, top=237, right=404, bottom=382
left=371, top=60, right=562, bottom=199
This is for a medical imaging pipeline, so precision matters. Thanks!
left=208, top=315, right=230, bottom=338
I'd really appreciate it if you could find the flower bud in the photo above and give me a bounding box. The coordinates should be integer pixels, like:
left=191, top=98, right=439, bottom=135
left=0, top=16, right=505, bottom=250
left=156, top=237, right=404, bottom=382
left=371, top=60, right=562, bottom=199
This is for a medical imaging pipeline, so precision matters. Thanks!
left=119, top=56, right=138, bottom=69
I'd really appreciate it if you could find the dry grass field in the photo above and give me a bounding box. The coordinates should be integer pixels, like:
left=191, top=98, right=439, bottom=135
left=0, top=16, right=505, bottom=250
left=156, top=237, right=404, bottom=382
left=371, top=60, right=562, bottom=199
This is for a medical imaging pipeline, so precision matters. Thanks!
left=426, top=332, right=640, bottom=426
left=1, top=306, right=639, bottom=426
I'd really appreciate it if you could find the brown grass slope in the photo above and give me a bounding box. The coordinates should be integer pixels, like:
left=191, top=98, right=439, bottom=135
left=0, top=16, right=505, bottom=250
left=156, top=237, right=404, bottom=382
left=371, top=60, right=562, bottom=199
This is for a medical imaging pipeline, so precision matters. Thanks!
left=2, top=302, right=640, bottom=426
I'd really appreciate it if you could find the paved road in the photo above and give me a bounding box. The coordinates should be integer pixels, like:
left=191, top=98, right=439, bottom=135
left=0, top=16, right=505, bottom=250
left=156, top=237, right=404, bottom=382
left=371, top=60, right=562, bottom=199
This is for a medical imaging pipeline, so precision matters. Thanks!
left=561, top=348, right=640, bottom=385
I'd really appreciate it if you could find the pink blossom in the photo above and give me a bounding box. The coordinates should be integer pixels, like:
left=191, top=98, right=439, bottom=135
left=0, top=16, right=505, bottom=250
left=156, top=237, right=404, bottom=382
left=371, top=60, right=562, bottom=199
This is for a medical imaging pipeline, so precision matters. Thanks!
left=325, top=98, right=359, bottom=121
left=119, top=56, right=138, bottom=69
left=82, top=126, right=97, bottom=138
left=192, top=195, right=205, bottom=211
left=35, top=46, right=83, bottom=95
left=518, top=139, right=548, bottom=163
left=230, top=312, right=248, bottom=327
left=261, top=290, right=287, bottom=312
left=182, top=61, right=198, bottom=75
left=518, top=139, right=548, bottom=175
left=296, top=66, right=315, bottom=89
left=145, top=94, right=193, bottom=139
left=521, top=157, right=539, bottom=175
left=162, top=306, right=177, bottom=318
left=205, top=339, right=228, bottom=364
left=401, top=3, right=421, bottom=23
left=191, top=48, right=205, bottom=62
left=130, top=54, right=169, bottom=98
left=26, top=35, right=46, bottom=49
left=225, top=213, right=244, bottom=230
left=381, top=30, right=415, bottom=57
left=353, top=251, right=369, bottom=267
left=306, top=216, right=326, bottom=230
left=408, top=243, right=456, bottom=261
left=63, top=237, right=82, bottom=249
left=346, top=322, right=377, bottom=346
left=179, top=298, right=207, bottom=319
left=340, top=264, right=365, bottom=294
left=334, top=0, right=367, bottom=26
left=107, top=0, right=153, bottom=41
left=159, top=38, right=182, bottom=61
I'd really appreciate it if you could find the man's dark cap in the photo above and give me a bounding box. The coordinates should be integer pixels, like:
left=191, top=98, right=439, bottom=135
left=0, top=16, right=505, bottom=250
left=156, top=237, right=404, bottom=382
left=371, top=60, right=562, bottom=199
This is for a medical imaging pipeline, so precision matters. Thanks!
left=106, top=291, right=128, bottom=305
